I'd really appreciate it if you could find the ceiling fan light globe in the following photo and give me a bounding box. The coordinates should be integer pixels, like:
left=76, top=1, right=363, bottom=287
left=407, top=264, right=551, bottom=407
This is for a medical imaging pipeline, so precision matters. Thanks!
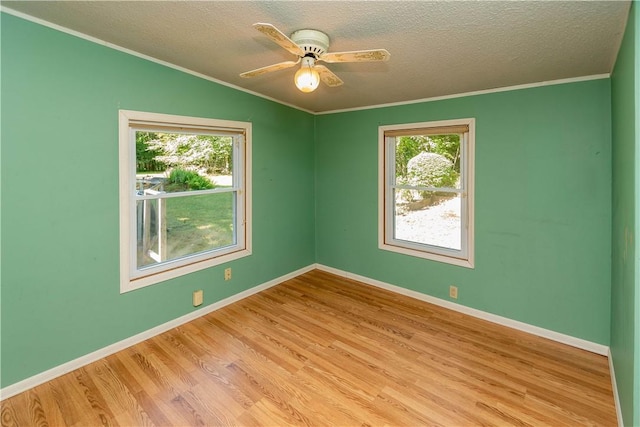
left=294, top=67, right=320, bottom=93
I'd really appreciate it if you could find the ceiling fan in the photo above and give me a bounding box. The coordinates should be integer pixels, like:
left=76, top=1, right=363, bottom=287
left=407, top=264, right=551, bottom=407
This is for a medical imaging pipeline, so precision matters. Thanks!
left=240, top=23, right=390, bottom=93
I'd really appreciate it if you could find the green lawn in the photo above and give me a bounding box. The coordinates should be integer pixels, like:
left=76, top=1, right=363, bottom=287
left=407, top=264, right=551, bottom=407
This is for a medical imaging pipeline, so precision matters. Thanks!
left=137, top=191, right=234, bottom=268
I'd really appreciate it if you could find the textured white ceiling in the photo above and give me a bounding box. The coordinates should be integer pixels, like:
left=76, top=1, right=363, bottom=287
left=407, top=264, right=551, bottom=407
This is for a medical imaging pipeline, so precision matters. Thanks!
left=2, top=1, right=631, bottom=113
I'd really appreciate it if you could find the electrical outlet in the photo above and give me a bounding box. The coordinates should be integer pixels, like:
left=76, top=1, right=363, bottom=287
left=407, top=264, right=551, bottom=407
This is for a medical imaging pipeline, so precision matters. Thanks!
left=193, top=290, right=203, bottom=306
left=449, top=285, right=458, bottom=299
left=224, top=267, right=232, bottom=281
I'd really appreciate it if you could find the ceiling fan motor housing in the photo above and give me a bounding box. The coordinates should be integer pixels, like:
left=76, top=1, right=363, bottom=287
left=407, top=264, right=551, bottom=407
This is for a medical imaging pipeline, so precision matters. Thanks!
left=291, top=29, right=330, bottom=58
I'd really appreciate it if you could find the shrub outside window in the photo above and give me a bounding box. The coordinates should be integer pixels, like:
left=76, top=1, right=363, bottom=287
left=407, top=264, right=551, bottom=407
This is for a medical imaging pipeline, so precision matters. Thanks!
left=379, top=118, right=474, bottom=268
left=119, top=110, right=251, bottom=292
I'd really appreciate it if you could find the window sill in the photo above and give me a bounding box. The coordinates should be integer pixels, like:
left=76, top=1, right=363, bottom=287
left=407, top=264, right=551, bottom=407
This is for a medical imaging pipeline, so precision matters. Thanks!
left=379, top=242, right=474, bottom=269
left=120, top=248, right=251, bottom=293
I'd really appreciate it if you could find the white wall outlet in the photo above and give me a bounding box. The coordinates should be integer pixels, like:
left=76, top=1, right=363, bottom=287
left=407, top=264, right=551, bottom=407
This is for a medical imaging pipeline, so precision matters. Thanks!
left=224, top=267, right=232, bottom=281
left=449, top=285, right=458, bottom=299
left=193, top=290, right=203, bottom=306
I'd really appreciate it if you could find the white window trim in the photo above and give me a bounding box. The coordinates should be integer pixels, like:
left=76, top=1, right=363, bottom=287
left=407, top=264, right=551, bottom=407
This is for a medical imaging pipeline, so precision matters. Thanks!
left=378, top=118, right=475, bottom=268
left=118, top=110, right=252, bottom=293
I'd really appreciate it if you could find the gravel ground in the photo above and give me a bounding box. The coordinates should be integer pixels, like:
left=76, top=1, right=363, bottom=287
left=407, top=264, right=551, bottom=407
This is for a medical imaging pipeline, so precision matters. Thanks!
left=395, top=196, right=461, bottom=249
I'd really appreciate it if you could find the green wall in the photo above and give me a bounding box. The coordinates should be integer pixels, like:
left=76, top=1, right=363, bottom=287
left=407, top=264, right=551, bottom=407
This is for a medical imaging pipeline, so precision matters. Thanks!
left=611, top=2, right=640, bottom=425
left=315, top=80, right=612, bottom=345
left=0, top=6, right=629, bottom=414
left=0, top=13, right=316, bottom=388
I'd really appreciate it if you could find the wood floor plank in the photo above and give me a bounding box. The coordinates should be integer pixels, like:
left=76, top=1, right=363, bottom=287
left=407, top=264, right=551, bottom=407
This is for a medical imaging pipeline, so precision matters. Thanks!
left=1, top=390, right=48, bottom=427
left=86, top=359, right=154, bottom=426
left=128, top=389, right=172, bottom=427
left=50, top=372, right=107, bottom=426
left=0, top=400, right=23, bottom=427
left=72, top=367, right=119, bottom=426
left=2, top=270, right=618, bottom=426
left=30, top=383, right=66, bottom=427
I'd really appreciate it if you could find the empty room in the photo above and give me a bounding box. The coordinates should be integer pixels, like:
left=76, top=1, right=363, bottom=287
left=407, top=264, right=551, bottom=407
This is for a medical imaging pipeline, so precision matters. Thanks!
left=1, top=1, right=639, bottom=426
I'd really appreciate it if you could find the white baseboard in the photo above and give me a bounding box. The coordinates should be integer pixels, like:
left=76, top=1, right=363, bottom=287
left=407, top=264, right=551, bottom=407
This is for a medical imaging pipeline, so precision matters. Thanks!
left=0, top=264, right=315, bottom=401
left=2, top=263, right=612, bottom=402
left=314, top=263, right=610, bottom=356
left=608, top=348, right=624, bottom=427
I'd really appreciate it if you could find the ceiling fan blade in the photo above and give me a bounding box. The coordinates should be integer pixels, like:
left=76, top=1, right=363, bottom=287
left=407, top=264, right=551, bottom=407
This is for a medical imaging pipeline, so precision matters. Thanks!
left=320, top=49, right=390, bottom=63
left=315, top=65, right=343, bottom=87
left=253, top=23, right=304, bottom=57
left=240, top=60, right=299, bottom=78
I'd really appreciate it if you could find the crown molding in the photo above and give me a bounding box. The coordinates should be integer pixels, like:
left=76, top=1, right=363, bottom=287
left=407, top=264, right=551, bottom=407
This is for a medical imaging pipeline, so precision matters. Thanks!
left=0, top=7, right=315, bottom=115
left=317, top=74, right=611, bottom=115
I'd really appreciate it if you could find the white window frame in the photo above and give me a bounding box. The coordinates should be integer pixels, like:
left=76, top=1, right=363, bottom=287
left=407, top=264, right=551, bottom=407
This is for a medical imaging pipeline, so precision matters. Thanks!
left=119, top=110, right=252, bottom=293
left=378, top=118, right=475, bottom=268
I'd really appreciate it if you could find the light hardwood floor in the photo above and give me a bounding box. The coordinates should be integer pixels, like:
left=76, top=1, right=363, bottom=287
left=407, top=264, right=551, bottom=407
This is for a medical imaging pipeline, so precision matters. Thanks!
left=1, top=270, right=617, bottom=426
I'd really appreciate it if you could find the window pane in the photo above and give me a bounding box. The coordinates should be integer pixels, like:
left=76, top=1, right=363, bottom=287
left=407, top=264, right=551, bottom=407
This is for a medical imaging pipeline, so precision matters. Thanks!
left=135, top=131, right=234, bottom=193
left=394, top=190, right=462, bottom=250
left=394, top=134, right=461, bottom=189
left=136, top=192, right=235, bottom=269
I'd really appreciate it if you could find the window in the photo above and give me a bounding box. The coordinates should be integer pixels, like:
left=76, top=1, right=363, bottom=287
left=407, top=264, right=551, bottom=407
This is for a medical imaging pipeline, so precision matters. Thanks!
left=379, top=118, right=474, bottom=268
left=119, top=110, right=251, bottom=292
